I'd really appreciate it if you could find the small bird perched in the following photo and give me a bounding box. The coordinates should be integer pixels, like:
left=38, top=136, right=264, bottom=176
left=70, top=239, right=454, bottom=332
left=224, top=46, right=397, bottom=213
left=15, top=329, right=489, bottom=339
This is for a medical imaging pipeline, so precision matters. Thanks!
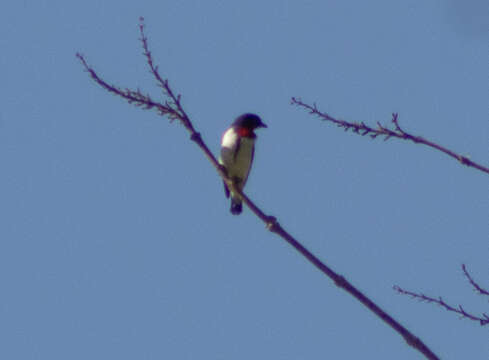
left=219, top=113, right=267, bottom=215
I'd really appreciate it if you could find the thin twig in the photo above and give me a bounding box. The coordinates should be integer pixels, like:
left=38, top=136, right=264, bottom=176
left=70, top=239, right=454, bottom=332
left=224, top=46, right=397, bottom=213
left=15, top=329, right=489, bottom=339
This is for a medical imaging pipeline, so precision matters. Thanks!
left=394, top=285, right=489, bottom=326
left=291, top=97, right=489, bottom=176
left=462, top=264, right=489, bottom=296
left=77, top=17, right=440, bottom=360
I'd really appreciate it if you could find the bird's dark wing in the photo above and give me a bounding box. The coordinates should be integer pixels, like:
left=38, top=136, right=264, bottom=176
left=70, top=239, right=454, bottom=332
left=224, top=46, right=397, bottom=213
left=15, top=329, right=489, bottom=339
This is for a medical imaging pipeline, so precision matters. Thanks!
left=232, top=136, right=241, bottom=161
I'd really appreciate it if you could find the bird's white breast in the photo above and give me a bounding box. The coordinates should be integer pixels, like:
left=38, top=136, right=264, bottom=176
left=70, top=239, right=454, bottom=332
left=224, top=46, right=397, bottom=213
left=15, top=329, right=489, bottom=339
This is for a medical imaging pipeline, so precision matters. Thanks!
left=220, top=128, right=255, bottom=188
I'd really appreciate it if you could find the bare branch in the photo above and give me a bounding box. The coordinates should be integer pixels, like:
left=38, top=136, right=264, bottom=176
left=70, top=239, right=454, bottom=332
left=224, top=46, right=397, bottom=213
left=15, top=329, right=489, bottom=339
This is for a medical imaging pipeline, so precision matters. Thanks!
left=291, top=97, right=489, bottom=176
left=462, top=264, right=489, bottom=297
left=77, top=53, right=175, bottom=116
left=394, top=285, right=489, bottom=326
left=77, top=18, right=440, bottom=360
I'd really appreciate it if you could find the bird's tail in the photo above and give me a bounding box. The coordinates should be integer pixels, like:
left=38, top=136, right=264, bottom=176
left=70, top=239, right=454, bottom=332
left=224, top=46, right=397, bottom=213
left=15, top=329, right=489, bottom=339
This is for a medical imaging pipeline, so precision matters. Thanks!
left=230, top=197, right=242, bottom=215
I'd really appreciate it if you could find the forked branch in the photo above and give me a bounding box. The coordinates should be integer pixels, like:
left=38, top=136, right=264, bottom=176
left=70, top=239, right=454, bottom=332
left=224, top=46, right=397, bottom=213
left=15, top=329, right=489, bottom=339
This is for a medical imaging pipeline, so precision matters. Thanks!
left=77, top=17, right=440, bottom=360
left=395, top=264, right=489, bottom=326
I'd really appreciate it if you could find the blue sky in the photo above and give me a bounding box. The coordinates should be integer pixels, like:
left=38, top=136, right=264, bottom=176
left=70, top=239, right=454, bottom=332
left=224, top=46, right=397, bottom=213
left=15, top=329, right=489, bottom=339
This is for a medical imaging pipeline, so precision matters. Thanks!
left=1, top=1, right=488, bottom=359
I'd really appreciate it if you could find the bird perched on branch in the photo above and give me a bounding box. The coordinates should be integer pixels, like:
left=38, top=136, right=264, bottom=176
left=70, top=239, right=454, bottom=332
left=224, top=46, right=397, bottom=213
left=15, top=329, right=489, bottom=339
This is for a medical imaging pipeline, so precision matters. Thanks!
left=219, top=113, right=267, bottom=215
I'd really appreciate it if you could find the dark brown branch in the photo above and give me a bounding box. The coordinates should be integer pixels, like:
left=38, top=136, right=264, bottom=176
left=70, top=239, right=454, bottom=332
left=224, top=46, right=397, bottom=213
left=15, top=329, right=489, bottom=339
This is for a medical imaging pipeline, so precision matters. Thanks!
left=394, top=284, right=489, bottom=326
left=291, top=97, right=489, bottom=176
left=395, top=264, right=489, bottom=326
left=77, top=17, right=440, bottom=360
left=462, top=264, right=489, bottom=297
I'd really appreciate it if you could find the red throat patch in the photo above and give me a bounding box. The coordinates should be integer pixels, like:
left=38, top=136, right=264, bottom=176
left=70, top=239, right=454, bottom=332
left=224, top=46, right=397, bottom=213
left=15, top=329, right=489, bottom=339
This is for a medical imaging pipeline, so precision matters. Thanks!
left=237, top=127, right=253, bottom=137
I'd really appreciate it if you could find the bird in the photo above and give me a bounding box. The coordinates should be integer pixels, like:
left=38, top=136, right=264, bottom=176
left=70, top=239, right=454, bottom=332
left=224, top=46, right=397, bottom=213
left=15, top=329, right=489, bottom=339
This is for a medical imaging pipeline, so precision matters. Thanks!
left=219, top=113, right=267, bottom=215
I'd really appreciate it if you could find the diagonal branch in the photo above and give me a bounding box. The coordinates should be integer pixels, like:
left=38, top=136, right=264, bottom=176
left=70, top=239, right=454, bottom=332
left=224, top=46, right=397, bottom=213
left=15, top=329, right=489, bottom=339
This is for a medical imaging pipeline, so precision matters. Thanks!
left=462, top=264, right=489, bottom=297
left=291, top=97, right=489, bottom=176
left=77, top=17, right=440, bottom=360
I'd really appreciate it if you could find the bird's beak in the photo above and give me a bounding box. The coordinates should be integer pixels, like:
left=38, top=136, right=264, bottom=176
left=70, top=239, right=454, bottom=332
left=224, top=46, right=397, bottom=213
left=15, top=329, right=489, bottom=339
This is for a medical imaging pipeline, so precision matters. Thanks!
left=259, top=122, right=267, bottom=128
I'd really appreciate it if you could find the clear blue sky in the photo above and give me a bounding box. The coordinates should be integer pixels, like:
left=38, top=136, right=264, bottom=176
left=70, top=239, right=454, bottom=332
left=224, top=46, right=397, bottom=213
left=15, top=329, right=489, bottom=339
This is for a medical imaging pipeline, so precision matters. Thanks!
left=1, top=1, right=488, bottom=359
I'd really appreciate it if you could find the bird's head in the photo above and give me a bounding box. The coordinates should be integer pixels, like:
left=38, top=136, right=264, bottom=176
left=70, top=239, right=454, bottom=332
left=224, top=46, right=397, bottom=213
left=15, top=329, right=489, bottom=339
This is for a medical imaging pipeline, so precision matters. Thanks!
left=233, top=113, right=267, bottom=137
